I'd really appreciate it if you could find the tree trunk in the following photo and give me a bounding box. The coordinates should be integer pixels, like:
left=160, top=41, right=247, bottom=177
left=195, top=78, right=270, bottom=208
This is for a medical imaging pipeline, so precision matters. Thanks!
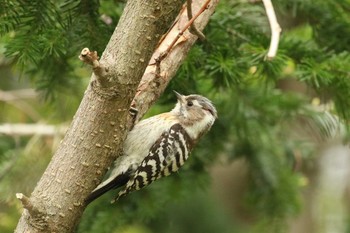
left=14, top=0, right=219, bottom=232
left=15, top=1, right=183, bottom=232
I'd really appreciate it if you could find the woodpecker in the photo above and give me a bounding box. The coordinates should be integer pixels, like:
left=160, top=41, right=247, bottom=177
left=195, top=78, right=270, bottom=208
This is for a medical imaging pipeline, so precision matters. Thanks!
left=85, top=91, right=217, bottom=204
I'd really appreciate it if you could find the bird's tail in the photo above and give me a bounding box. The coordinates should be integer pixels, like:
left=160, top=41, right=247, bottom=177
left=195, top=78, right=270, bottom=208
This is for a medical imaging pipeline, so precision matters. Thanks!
left=85, top=173, right=130, bottom=205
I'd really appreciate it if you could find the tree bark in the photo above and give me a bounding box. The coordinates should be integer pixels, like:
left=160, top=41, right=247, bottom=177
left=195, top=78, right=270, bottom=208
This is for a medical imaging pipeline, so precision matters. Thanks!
left=15, top=1, right=183, bottom=232
left=14, top=0, right=219, bottom=232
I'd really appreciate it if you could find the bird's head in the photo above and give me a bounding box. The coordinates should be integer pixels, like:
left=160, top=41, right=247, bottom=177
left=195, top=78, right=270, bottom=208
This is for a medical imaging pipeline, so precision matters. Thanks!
left=171, top=91, right=217, bottom=139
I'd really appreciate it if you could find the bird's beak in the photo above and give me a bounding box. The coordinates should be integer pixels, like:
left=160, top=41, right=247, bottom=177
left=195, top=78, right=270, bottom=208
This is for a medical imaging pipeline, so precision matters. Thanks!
left=173, top=91, right=185, bottom=103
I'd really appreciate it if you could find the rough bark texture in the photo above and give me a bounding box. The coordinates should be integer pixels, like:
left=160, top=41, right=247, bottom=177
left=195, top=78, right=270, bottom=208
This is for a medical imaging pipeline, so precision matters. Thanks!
left=15, top=1, right=183, bottom=232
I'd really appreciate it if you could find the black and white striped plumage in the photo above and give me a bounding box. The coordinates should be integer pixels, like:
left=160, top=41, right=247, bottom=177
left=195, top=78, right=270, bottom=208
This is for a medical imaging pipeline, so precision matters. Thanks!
left=117, top=123, right=194, bottom=200
left=85, top=92, right=217, bottom=204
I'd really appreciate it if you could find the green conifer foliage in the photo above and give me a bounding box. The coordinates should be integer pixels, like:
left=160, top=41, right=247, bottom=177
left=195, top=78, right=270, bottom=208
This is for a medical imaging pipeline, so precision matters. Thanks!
left=1, top=0, right=350, bottom=232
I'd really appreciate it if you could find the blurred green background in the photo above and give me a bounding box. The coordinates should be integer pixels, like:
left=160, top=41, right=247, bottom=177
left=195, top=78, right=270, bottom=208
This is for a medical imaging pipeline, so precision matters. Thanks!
left=1, top=0, right=350, bottom=232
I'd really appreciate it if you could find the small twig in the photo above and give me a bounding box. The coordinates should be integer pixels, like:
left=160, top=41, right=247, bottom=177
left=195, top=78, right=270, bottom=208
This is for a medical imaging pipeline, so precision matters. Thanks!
left=16, top=193, right=38, bottom=214
left=16, top=193, right=49, bottom=230
left=156, top=0, right=211, bottom=64
left=79, top=48, right=108, bottom=85
left=79, top=48, right=99, bottom=68
left=187, top=0, right=206, bottom=41
left=131, top=0, right=219, bottom=123
left=154, top=54, right=164, bottom=79
left=262, top=0, right=281, bottom=59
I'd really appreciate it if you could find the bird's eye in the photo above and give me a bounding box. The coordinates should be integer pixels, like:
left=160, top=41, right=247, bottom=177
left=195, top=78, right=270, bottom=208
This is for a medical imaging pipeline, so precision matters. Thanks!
left=187, top=101, right=193, bottom=107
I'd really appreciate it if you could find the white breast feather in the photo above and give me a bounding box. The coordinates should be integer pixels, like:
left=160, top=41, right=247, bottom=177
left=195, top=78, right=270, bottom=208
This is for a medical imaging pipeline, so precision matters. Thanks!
left=184, top=113, right=215, bottom=140
left=112, top=115, right=178, bottom=176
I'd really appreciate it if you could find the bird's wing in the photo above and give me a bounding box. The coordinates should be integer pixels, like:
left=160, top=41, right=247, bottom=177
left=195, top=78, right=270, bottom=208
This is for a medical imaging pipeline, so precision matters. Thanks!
left=114, top=123, right=193, bottom=202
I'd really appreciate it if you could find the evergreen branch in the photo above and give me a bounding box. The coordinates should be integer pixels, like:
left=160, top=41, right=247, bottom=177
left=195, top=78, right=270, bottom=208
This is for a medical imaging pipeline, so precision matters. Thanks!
left=0, top=0, right=21, bottom=34
left=2, top=0, right=109, bottom=99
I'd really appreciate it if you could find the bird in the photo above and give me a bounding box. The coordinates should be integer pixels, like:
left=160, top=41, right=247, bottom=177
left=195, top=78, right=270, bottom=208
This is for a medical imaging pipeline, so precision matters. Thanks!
left=85, top=91, right=217, bottom=205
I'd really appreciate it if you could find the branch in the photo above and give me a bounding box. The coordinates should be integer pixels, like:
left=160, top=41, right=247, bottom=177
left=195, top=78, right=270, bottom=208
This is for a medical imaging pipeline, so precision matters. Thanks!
left=132, top=0, right=219, bottom=122
left=187, top=0, right=206, bottom=41
left=262, top=0, right=281, bottom=59
left=16, top=193, right=38, bottom=215
left=16, top=193, right=49, bottom=231
left=0, top=123, right=67, bottom=136
left=0, top=89, right=37, bottom=101
left=155, top=0, right=212, bottom=63
left=79, top=48, right=108, bottom=86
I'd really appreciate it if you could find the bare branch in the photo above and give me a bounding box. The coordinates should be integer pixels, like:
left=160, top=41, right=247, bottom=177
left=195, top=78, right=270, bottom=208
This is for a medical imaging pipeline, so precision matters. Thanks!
left=16, top=193, right=36, bottom=213
left=187, top=0, right=206, bottom=41
left=0, top=123, right=67, bottom=136
left=262, top=0, right=281, bottom=59
left=16, top=193, right=49, bottom=231
left=0, top=89, right=37, bottom=101
left=132, top=0, right=219, bottom=122
left=156, top=0, right=212, bottom=64
left=79, top=48, right=108, bottom=86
